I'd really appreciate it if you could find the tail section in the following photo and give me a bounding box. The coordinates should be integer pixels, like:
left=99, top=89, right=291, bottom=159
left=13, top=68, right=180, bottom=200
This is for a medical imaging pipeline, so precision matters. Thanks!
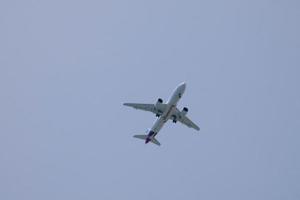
left=133, top=135, right=161, bottom=146
left=150, top=137, right=161, bottom=146
left=133, top=135, right=148, bottom=140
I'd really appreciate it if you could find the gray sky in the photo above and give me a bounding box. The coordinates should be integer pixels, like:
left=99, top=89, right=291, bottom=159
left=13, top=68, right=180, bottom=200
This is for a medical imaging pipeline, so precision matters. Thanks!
left=1, top=0, right=300, bottom=199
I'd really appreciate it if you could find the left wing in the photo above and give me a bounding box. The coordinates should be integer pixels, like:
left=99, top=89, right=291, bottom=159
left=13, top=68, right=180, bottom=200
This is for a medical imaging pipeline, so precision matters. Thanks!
left=123, top=103, right=167, bottom=116
left=173, top=108, right=200, bottom=131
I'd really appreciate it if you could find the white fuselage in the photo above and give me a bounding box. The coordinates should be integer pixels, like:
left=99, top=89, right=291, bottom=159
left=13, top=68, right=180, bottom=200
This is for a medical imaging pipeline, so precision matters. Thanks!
left=147, top=83, right=186, bottom=140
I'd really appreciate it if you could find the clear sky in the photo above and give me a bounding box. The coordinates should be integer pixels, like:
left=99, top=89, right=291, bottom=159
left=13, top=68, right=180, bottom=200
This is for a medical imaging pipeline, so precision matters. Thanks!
left=1, top=0, right=299, bottom=199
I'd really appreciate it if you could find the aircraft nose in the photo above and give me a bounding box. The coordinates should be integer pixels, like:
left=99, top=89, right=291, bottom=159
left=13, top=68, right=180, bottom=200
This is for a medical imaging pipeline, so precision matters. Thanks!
left=179, top=82, right=186, bottom=91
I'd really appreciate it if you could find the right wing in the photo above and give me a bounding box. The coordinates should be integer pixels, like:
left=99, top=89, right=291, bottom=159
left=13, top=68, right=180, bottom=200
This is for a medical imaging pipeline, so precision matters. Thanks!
left=173, top=108, right=200, bottom=131
left=123, top=103, right=167, bottom=116
left=179, top=115, right=200, bottom=131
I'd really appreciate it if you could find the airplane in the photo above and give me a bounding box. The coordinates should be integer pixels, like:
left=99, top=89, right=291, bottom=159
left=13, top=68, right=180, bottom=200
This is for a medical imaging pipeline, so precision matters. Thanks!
left=123, top=82, right=200, bottom=146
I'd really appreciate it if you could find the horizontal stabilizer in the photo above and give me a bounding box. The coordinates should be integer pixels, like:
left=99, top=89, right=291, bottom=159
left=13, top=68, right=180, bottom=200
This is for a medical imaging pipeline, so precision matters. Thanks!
left=133, top=135, right=148, bottom=140
left=133, top=135, right=161, bottom=146
left=150, top=138, right=161, bottom=146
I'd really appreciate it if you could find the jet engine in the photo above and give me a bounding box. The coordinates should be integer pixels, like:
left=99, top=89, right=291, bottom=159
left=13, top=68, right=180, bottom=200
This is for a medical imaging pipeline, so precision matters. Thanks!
left=155, top=98, right=163, bottom=117
left=181, top=107, right=188, bottom=116
left=158, top=98, right=163, bottom=103
left=155, top=98, right=163, bottom=107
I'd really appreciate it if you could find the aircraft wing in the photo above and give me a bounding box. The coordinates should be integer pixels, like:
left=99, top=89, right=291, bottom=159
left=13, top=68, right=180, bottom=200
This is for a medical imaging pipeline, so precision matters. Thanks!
left=123, top=103, right=167, bottom=116
left=173, top=108, right=200, bottom=131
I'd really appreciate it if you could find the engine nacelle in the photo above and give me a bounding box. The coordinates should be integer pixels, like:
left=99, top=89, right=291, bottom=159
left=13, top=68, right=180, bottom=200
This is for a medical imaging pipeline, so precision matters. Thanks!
left=155, top=98, right=163, bottom=117
left=155, top=98, right=163, bottom=107
left=181, top=107, right=188, bottom=116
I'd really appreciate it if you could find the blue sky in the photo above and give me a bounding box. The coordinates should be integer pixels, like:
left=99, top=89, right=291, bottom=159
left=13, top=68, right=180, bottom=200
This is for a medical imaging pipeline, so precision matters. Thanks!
left=1, top=0, right=300, bottom=199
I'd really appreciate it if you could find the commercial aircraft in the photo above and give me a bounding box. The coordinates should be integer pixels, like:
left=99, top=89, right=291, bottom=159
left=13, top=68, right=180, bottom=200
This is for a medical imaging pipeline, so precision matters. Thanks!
left=123, top=82, right=200, bottom=146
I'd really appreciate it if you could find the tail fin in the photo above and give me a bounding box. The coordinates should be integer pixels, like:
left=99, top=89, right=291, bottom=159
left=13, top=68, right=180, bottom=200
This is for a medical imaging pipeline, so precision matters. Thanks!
left=133, top=135, right=161, bottom=146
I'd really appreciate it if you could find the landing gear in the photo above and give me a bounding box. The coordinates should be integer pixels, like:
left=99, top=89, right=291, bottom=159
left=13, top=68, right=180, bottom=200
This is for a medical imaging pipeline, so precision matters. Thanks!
left=172, top=115, right=177, bottom=123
